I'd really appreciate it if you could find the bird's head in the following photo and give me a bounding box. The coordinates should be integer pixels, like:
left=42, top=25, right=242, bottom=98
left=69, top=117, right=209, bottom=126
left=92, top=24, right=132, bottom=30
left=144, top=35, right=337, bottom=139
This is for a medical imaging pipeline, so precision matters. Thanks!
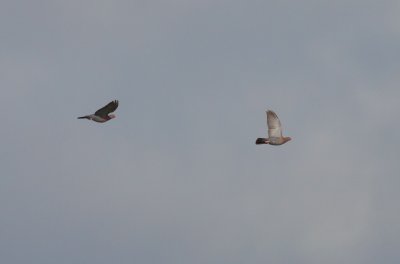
left=109, top=114, right=116, bottom=119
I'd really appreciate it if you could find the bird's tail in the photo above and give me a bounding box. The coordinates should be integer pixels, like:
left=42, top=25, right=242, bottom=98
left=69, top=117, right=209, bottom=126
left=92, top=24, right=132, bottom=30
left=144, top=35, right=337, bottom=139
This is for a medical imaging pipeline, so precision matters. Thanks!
left=78, top=115, right=90, bottom=119
left=255, top=138, right=269, bottom=145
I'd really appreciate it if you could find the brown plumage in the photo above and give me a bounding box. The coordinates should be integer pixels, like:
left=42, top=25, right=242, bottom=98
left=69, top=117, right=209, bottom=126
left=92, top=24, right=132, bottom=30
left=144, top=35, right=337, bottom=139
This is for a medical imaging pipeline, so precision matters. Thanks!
left=255, top=110, right=291, bottom=145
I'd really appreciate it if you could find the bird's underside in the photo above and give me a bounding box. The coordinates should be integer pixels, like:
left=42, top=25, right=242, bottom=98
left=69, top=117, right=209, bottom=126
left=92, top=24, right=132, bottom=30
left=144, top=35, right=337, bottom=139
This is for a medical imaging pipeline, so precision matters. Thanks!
left=78, top=115, right=108, bottom=123
left=255, top=110, right=291, bottom=146
left=78, top=100, right=119, bottom=123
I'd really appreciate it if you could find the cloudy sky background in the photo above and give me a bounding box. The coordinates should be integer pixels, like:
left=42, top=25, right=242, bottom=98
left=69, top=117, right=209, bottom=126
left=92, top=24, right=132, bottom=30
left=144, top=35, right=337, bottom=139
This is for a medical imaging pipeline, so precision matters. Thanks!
left=1, top=0, right=400, bottom=263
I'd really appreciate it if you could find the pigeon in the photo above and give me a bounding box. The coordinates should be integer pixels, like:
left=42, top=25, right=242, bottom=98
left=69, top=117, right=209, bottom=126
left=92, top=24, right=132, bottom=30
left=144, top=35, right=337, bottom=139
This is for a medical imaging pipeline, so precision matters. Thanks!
left=256, top=110, right=291, bottom=145
left=78, top=100, right=119, bottom=123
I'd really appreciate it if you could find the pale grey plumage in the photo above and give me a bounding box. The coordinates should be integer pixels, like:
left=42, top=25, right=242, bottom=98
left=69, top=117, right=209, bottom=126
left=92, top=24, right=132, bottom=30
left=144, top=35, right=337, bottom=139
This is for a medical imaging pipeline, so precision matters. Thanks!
left=256, top=110, right=291, bottom=146
left=78, top=100, right=119, bottom=123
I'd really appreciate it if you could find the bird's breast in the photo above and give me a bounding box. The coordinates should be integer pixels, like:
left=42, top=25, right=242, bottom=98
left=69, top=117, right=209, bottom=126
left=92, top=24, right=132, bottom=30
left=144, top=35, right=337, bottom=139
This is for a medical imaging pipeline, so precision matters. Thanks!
left=90, top=115, right=107, bottom=123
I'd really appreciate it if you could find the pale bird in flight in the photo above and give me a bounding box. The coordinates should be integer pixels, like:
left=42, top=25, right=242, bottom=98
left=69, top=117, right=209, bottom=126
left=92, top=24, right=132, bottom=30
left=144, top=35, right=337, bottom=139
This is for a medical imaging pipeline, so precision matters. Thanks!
left=78, top=100, right=119, bottom=123
left=256, top=110, right=291, bottom=145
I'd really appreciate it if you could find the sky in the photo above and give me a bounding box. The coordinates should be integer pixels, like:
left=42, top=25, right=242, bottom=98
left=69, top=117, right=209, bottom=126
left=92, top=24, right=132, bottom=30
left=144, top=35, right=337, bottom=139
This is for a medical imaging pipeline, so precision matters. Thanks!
left=1, top=0, right=400, bottom=263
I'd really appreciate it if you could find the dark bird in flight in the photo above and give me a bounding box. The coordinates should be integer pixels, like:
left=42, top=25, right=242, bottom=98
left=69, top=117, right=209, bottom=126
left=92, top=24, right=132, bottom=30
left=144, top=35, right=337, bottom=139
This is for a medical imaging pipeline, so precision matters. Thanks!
left=78, top=100, right=119, bottom=123
left=256, top=110, right=291, bottom=145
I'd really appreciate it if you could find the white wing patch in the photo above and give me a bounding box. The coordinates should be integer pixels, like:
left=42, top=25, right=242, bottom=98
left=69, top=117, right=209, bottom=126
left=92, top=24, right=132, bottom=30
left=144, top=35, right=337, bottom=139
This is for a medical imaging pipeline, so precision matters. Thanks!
left=266, top=110, right=282, bottom=138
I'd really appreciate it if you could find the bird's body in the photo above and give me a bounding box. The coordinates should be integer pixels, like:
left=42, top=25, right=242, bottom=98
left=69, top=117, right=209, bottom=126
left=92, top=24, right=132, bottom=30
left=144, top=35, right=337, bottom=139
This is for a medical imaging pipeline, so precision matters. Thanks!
left=78, top=100, right=119, bottom=123
left=256, top=110, right=291, bottom=146
left=78, top=114, right=111, bottom=123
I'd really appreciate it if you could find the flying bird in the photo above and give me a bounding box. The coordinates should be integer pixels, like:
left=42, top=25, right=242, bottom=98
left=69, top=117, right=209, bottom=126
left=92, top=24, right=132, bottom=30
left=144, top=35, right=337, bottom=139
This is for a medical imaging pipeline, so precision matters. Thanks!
left=78, top=100, right=119, bottom=123
left=256, top=110, right=291, bottom=145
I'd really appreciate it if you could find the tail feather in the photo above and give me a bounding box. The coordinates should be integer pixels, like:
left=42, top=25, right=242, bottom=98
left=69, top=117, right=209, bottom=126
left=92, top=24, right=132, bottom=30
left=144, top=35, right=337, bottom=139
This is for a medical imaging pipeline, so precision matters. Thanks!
left=78, top=116, right=90, bottom=119
left=256, top=138, right=268, bottom=145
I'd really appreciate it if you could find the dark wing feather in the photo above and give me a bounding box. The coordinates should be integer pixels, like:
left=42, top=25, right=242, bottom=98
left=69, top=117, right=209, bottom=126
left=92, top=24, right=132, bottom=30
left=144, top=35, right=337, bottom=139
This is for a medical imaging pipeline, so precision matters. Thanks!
left=95, top=100, right=119, bottom=118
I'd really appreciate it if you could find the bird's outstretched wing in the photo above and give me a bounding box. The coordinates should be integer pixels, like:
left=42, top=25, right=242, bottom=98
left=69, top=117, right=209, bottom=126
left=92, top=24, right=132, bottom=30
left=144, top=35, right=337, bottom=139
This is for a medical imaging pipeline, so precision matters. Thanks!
left=266, top=110, right=282, bottom=138
left=95, top=100, right=119, bottom=118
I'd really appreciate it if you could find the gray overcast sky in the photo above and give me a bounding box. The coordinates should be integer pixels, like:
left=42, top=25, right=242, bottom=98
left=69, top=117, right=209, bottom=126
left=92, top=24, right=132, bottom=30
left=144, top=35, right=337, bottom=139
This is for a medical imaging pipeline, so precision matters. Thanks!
left=1, top=1, right=400, bottom=263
